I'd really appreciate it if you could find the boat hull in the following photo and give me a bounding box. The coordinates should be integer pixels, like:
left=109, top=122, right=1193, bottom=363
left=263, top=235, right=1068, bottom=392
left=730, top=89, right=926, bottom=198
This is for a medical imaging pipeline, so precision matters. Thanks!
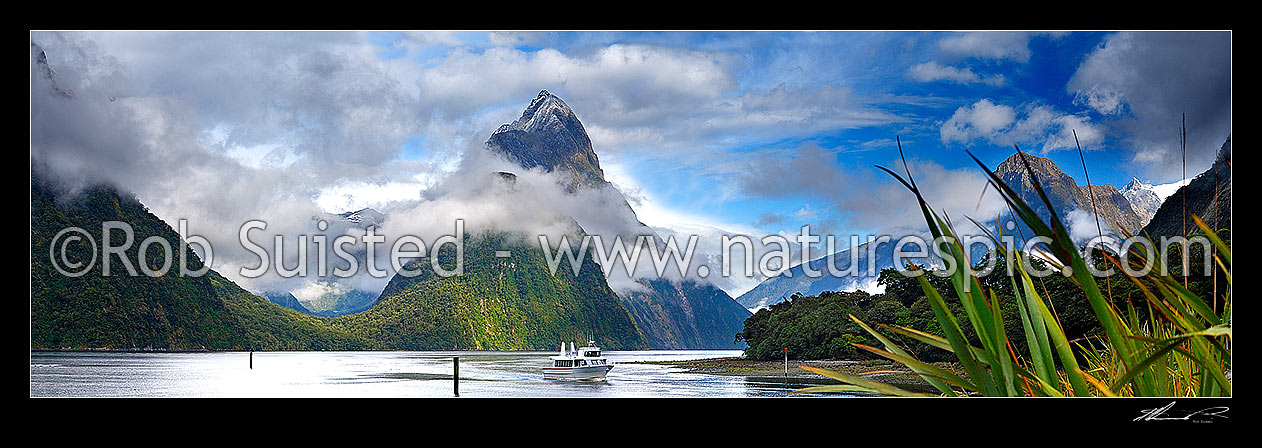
left=542, top=365, right=613, bottom=380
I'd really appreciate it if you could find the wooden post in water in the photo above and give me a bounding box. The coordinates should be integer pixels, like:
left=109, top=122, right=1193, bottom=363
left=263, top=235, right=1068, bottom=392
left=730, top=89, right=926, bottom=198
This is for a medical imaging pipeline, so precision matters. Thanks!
left=250, top=350, right=253, bottom=369
left=453, top=356, right=459, bottom=397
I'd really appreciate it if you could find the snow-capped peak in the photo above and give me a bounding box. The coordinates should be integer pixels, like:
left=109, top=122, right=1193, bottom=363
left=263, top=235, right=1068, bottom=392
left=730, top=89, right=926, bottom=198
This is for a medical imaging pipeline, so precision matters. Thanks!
left=1122, top=177, right=1153, bottom=192
left=1120, top=177, right=1162, bottom=226
left=1121, top=176, right=1189, bottom=203
left=493, top=89, right=575, bottom=135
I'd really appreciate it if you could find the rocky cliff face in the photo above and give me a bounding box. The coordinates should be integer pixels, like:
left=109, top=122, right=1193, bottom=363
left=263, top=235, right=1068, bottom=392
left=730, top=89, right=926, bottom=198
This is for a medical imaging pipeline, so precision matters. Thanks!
left=1079, top=183, right=1144, bottom=235
left=994, top=153, right=1144, bottom=234
left=487, top=91, right=607, bottom=191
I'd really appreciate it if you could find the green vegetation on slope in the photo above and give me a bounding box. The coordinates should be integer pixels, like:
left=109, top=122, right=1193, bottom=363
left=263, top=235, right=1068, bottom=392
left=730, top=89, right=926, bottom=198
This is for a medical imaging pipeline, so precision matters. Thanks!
left=330, top=231, right=649, bottom=350
left=30, top=174, right=365, bottom=350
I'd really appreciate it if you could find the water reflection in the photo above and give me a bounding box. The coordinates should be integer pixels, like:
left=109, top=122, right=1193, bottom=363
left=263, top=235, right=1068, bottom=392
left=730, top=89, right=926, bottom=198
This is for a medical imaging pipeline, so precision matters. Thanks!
left=30, top=351, right=857, bottom=398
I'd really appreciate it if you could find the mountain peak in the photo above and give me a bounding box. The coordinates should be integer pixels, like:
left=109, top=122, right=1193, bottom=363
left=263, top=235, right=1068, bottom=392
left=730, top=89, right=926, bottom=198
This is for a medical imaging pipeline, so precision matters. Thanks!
left=992, top=151, right=1144, bottom=233
left=509, top=89, right=574, bottom=133
left=995, top=152, right=1059, bottom=177
left=1121, top=177, right=1161, bottom=225
left=1123, top=177, right=1152, bottom=192
left=486, top=90, right=604, bottom=189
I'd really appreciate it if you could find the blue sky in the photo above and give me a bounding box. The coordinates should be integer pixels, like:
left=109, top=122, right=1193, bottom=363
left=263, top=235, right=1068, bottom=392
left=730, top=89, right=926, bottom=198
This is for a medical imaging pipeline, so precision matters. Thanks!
left=351, top=31, right=1229, bottom=239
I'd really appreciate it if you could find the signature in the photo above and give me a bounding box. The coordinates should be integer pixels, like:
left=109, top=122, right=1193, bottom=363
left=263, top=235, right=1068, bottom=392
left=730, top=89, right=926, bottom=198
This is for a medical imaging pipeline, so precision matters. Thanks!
left=1135, top=401, right=1229, bottom=422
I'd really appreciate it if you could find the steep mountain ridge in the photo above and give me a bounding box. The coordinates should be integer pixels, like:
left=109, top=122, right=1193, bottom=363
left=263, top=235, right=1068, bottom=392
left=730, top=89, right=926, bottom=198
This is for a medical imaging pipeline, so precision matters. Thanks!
left=482, top=90, right=751, bottom=348
left=1080, top=183, right=1144, bottom=233
left=487, top=90, right=607, bottom=191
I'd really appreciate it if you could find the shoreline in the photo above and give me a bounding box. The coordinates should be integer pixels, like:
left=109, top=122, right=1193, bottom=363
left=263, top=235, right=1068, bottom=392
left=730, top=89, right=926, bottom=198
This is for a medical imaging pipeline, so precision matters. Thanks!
left=630, top=357, right=956, bottom=393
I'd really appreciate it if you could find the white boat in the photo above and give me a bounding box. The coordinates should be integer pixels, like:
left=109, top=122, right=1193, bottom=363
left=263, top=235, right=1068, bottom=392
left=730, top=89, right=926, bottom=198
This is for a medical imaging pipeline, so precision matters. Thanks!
left=543, top=341, right=612, bottom=380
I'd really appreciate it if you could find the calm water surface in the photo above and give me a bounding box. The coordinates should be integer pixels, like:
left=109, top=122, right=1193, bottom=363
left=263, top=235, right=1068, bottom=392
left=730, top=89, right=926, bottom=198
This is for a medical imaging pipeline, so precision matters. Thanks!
left=31, top=350, right=847, bottom=398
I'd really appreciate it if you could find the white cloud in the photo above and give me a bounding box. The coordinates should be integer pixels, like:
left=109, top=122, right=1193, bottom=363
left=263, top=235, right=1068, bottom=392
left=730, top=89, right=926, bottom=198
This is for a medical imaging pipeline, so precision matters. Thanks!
left=1064, top=207, right=1121, bottom=251
left=313, top=178, right=432, bottom=214
left=291, top=280, right=352, bottom=303
left=413, top=44, right=736, bottom=127
left=1067, top=31, right=1231, bottom=181
left=941, top=99, right=1105, bottom=153
left=1065, top=207, right=1102, bottom=245
left=30, top=31, right=436, bottom=297
left=907, top=61, right=1005, bottom=86
left=937, top=32, right=1034, bottom=62
left=1074, top=86, right=1127, bottom=115
left=941, top=99, right=1016, bottom=140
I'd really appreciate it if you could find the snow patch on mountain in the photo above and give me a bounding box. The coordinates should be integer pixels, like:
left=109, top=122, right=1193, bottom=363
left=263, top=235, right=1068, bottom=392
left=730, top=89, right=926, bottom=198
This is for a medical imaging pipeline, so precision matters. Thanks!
left=1150, top=178, right=1191, bottom=202
left=496, top=90, right=575, bottom=135
left=1120, top=178, right=1162, bottom=225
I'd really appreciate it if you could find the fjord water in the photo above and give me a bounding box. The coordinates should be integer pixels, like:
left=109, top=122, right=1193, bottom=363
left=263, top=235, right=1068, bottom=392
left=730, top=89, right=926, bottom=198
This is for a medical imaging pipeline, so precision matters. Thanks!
left=31, top=351, right=840, bottom=397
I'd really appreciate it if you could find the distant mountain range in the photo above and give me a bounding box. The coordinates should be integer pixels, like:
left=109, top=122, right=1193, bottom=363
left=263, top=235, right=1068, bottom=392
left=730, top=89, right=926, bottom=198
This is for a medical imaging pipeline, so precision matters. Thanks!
left=259, top=207, right=383, bottom=317
left=261, top=291, right=311, bottom=314
left=264, top=288, right=378, bottom=318
left=736, top=148, right=1228, bottom=310
left=735, top=240, right=910, bottom=310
